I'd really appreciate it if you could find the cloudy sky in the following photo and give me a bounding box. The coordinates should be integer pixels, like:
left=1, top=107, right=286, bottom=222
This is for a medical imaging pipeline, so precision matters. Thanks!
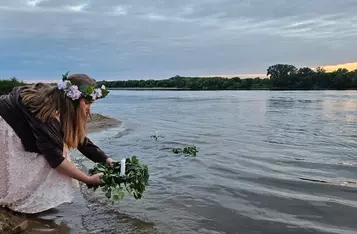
left=1, top=0, right=357, bottom=81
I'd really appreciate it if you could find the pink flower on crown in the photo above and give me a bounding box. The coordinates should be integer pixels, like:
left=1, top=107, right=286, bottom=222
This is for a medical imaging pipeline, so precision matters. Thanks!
left=66, top=85, right=82, bottom=100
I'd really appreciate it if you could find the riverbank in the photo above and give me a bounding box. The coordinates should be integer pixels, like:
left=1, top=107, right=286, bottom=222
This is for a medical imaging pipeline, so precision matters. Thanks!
left=87, top=113, right=121, bottom=133
left=0, top=113, right=120, bottom=234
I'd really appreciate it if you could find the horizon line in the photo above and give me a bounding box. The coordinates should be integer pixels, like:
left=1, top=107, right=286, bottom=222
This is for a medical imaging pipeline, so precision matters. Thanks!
left=13, top=61, right=357, bottom=83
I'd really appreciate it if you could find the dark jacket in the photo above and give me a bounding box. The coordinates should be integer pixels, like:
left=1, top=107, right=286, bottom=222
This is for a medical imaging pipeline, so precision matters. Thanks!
left=0, top=86, right=108, bottom=168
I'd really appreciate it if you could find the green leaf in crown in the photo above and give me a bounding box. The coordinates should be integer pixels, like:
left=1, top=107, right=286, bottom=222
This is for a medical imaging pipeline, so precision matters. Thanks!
left=86, top=85, right=95, bottom=94
left=101, top=88, right=109, bottom=98
left=79, top=85, right=88, bottom=93
left=62, top=71, right=70, bottom=82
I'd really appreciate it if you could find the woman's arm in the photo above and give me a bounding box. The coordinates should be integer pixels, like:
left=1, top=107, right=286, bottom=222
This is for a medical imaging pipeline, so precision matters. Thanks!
left=77, top=137, right=111, bottom=164
left=56, top=159, right=103, bottom=184
left=30, top=119, right=103, bottom=184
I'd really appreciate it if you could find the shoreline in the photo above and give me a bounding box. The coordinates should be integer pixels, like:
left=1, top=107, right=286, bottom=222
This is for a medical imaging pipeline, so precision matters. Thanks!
left=107, top=88, right=357, bottom=91
left=87, top=113, right=121, bottom=133
left=0, top=113, right=121, bottom=234
left=109, top=87, right=187, bottom=90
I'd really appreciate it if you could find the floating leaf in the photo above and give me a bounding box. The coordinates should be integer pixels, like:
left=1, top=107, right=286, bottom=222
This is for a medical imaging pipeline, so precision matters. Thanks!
left=172, top=145, right=199, bottom=157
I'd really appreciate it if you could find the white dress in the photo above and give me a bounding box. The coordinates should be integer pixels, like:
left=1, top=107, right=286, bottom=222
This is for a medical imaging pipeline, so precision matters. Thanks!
left=0, top=116, right=75, bottom=214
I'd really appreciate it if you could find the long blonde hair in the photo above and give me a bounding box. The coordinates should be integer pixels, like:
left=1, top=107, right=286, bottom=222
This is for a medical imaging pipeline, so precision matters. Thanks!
left=20, top=74, right=95, bottom=148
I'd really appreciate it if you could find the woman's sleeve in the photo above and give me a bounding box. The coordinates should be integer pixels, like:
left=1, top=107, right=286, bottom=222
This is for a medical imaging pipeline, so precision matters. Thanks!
left=30, top=119, right=66, bottom=168
left=77, top=137, right=108, bottom=163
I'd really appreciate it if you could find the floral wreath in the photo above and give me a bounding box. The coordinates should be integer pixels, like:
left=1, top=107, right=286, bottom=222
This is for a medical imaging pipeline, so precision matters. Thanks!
left=57, top=72, right=109, bottom=108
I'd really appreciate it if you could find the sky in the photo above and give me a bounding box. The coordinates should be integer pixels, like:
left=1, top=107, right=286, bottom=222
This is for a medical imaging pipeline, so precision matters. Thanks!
left=1, top=0, right=357, bottom=81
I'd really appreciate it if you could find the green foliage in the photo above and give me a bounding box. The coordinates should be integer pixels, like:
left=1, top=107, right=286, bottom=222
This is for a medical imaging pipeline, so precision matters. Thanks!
left=96, top=64, right=357, bottom=90
left=80, top=84, right=96, bottom=103
left=2, top=64, right=357, bottom=93
left=97, top=76, right=271, bottom=90
left=172, top=145, right=199, bottom=157
left=0, top=77, right=26, bottom=95
left=79, top=84, right=95, bottom=95
left=267, top=64, right=298, bottom=87
left=183, top=145, right=199, bottom=156
left=62, top=71, right=70, bottom=82
left=87, top=156, right=149, bottom=202
left=101, top=88, right=109, bottom=97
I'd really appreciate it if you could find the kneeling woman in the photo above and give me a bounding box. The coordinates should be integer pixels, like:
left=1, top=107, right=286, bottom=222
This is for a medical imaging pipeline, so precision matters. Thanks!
left=0, top=73, right=114, bottom=214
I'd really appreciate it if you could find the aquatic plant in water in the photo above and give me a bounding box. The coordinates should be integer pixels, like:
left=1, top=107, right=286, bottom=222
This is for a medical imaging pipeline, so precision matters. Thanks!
left=87, top=156, right=149, bottom=202
left=172, top=145, right=199, bottom=156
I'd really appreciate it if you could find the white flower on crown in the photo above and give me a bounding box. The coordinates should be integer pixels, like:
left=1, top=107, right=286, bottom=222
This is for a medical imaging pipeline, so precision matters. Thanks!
left=94, top=88, right=103, bottom=98
left=57, top=80, right=70, bottom=90
left=88, top=88, right=103, bottom=101
left=101, top=85, right=106, bottom=90
left=90, top=91, right=97, bottom=101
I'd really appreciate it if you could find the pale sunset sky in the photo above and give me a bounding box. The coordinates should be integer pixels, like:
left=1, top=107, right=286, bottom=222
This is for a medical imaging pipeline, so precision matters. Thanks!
left=1, top=0, right=357, bottom=81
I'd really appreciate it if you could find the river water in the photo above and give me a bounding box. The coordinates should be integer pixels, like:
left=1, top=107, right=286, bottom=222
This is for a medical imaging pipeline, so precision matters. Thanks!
left=76, top=90, right=357, bottom=234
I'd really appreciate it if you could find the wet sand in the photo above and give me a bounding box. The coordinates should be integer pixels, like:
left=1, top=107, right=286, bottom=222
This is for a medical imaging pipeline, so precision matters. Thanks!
left=87, top=113, right=121, bottom=133
left=0, top=113, right=120, bottom=234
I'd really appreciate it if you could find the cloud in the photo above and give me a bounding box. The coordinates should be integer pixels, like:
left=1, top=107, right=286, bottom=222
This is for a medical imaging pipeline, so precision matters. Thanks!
left=321, top=62, right=357, bottom=72
left=0, top=0, right=357, bottom=80
left=27, top=0, right=46, bottom=7
left=66, top=3, right=87, bottom=12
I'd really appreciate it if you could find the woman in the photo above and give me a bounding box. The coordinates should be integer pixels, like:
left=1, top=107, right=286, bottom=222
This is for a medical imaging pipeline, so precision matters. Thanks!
left=0, top=73, right=114, bottom=214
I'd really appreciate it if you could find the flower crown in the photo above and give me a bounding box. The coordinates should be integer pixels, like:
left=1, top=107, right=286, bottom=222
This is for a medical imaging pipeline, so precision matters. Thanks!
left=57, top=72, right=109, bottom=107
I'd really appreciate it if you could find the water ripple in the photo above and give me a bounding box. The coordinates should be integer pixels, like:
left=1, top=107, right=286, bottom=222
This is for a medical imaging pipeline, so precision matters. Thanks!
left=84, top=90, right=357, bottom=233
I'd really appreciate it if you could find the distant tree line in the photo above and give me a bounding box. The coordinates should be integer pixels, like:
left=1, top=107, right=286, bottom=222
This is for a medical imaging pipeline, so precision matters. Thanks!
left=0, top=77, right=25, bottom=95
left=96, top=64, right=357, bottom=90
left=2, top=64, right=357, bottom=94
left=265, top=64, right=357, bottom=90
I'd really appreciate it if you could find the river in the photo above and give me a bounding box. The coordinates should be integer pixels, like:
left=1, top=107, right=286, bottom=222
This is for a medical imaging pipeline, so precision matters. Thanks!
left=72, top=90, right=357, bottom=233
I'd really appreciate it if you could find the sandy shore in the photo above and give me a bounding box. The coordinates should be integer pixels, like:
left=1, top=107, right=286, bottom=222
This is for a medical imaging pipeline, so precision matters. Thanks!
left=0, top=113, right=120, bottom=234
left=87, top=113, right=121, bottom=133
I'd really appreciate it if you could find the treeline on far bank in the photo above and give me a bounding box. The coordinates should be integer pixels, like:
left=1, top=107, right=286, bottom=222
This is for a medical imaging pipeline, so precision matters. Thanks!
left=97, top=64, right=357, bottom=90
left=2, top=64, right=357, bottom=93
left=0, top=77, right=25, bottom=95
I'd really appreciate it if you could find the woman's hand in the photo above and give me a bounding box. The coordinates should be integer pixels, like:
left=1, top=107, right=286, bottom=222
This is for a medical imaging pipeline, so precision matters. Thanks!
left=56, top=159, right=104, bottom=185
left=55, top=159, right=104, bottom=185
left=85, top=158, right=114, bottom=185
left=86, top=173, right=104, bottom=185
left=106, top=158, right=115, bottom=167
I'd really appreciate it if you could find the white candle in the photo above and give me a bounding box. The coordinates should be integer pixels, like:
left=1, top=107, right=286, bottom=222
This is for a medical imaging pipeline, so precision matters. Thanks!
left=120, top=159, right=126, bottom=176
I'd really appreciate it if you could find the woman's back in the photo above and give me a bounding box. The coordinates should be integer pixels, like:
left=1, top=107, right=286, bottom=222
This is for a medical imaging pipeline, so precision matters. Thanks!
left=0, top=85, right=45, bottom=153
